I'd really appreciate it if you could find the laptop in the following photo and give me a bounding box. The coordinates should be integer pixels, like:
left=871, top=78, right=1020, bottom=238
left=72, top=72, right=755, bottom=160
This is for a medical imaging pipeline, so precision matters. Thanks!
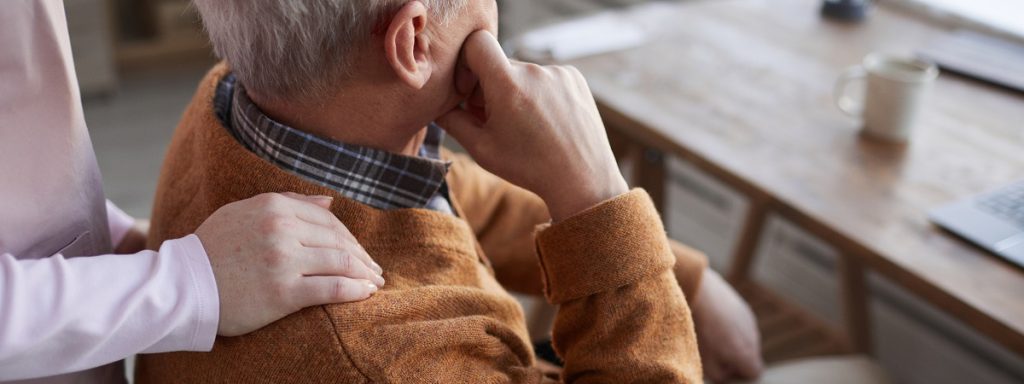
left=930, top=180, right=1024, bottom=269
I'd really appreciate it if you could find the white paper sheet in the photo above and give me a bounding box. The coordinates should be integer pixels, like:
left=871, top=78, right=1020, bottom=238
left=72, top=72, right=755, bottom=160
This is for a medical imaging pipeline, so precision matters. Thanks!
left=512, top=11, right=648, bottom=62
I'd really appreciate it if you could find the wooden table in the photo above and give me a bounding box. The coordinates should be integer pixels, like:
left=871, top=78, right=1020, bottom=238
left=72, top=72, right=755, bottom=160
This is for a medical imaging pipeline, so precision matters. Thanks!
left=558, top=0, right=1024, bottom=357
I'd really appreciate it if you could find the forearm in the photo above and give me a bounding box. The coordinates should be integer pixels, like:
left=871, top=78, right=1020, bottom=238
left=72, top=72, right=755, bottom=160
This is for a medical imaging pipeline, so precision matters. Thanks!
left=537, top=190, right=702, bottom=383
left=0, top=236, right=219, bottom=380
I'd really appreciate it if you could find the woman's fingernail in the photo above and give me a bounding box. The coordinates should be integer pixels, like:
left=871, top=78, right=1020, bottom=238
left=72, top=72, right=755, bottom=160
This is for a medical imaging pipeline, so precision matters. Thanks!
left=371, top=261, right=383, bottom=274
left=366, top=282, right=379, bottom=293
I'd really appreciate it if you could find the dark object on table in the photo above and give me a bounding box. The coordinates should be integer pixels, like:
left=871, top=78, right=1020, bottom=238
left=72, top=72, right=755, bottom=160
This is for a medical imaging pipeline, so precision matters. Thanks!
left=821, top=0, right=871, bottom=22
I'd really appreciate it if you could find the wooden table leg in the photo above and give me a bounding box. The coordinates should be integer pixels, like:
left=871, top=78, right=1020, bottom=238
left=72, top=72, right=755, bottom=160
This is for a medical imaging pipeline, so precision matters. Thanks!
left=608, top=127, right=667, bottom=217
left=840, top=256, right=874, bottom=355
left=728, top=202, right=768, bottom=284
left=634, top=148, right=667, bottom=215
left=607, top=127, right=632, bottom=163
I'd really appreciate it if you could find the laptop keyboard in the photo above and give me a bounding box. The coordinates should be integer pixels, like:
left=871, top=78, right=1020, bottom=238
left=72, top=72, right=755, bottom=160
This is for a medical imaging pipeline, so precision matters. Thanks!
left=977, top=183, right=1024, bottom=228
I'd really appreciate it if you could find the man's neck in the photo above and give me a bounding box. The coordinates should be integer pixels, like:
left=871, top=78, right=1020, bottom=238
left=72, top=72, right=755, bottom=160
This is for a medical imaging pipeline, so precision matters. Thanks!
left=248, top=85, right=429, bottom=157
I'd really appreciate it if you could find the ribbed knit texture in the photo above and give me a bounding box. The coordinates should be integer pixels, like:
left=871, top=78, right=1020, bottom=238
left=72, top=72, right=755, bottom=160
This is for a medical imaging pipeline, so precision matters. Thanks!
left=446, top=152, right=709, bottom=301
left=136, top=63, right=701, bottom=383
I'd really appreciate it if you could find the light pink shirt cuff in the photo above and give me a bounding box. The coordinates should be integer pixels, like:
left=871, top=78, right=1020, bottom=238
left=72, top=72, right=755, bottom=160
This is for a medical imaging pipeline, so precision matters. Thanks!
left=0, top=235, right=220, bottom=379
left=171, top=234, right=221, bottom=351
left=105, top=200, right=135, bottom=249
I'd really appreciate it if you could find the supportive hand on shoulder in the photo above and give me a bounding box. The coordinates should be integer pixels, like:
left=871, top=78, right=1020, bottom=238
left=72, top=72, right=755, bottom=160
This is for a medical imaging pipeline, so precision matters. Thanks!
left=196, top=193, right=385, bottom=337
left=438, top=31, right=628, bottom=222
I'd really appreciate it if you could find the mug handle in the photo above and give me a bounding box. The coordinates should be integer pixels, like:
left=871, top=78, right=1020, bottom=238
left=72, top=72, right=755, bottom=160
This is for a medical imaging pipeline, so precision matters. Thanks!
left=834, top=67, right=867, bottom=117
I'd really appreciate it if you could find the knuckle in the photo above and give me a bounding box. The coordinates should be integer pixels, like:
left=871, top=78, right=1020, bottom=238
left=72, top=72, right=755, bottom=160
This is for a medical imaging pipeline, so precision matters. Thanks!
left=254, top=192, right=279, bottom=206
left=522, top=62, right=545, bottom=77
left=508, top=87, right=531, bottom=110
left=566, top=65, right=584, bottom=80
left=334, top=231, right=349, bottom=249
left=260, top=193, right=288, bottom=211
left=260, top=216, right=292, bottom=235
left=339, top=252, right=354, bottom=273
left=496, top=63, right=517, bottom=84
left=263, top=246, right=289, bottom=269
left=272, top=279, right=295, bottom=308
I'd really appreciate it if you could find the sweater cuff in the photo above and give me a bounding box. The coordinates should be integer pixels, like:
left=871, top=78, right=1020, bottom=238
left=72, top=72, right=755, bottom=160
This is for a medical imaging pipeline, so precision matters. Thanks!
left=535, top=189, right=675, bottom=304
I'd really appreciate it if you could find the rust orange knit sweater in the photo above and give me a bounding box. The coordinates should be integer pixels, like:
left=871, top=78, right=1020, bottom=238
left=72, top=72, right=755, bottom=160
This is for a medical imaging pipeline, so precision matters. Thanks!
left=136, top=65, right=702, bottom=383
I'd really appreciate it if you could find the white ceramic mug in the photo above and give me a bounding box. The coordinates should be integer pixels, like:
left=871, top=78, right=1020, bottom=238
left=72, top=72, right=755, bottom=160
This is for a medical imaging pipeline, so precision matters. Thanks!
left=834, top=53, right=939, bottom=142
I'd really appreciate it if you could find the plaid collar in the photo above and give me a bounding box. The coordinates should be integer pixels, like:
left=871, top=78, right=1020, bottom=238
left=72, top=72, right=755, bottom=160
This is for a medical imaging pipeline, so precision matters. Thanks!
left=214, top=73, right=451, bottom=211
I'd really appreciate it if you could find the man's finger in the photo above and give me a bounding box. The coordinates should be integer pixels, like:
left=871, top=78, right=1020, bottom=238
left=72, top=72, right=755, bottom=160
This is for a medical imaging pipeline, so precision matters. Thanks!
left=467, top=84, right=486, bottom=115
left=292, top=277, right=378, bottom=308
left=437, top=107, right=485, bottom=149
left=455, top=54, right=479, bottom=96
left=300, top=247, right=384, bottom=287
left=460, top=30, right=512, bottom=91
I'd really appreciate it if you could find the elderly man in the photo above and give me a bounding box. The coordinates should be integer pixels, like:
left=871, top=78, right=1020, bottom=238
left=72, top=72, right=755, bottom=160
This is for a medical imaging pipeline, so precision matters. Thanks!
left=136, top=0, right=757, bottom=382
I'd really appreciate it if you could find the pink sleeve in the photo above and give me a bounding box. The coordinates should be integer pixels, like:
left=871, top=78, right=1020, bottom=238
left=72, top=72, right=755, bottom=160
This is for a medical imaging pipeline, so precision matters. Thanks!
left=0, top=235, right=220, bottom=381
left=106, top=200, right=135, bottom=249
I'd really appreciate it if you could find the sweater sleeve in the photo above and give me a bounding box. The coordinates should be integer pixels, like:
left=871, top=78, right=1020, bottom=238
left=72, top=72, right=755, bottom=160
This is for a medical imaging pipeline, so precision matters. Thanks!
left=449, top=152, right=708, bottom=300
left=536, top=190, right=702, bottom=383
left=447, top=152, right=551, bottom=295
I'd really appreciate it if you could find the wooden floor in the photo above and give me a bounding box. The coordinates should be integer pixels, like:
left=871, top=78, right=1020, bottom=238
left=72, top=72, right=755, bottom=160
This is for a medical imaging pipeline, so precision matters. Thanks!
left=734, top=281, right=852, bottom=364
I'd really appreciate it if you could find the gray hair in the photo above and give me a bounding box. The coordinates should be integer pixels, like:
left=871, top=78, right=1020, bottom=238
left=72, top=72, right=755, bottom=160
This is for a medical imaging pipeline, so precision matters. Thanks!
left=193, top=0, right=467, bottom=101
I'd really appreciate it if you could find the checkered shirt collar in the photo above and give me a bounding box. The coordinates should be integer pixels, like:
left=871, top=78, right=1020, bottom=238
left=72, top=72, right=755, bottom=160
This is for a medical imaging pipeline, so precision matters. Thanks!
left=214, top=73, right=451, bottom=211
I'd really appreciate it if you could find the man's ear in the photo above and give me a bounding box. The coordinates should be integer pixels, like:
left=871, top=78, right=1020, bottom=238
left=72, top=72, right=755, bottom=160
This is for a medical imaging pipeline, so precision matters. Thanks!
left=385, top=1, right=432, bottom=90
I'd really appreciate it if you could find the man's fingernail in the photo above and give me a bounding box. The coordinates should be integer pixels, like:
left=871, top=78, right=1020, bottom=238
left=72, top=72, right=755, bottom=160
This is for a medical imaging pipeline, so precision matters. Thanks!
left=366, top=282, right=379, bottom=293
left=371, top=261, right=383, bottom=274
left=374, top=275, right=386, bottom=287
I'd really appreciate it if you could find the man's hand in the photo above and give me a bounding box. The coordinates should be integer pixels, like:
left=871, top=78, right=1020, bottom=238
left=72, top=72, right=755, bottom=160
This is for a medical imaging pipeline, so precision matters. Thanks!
left=692, top=270, right=764, bottom=383
left=195, top=192, right=385, bottom=337
left=438, top=31, right=628, bottom=222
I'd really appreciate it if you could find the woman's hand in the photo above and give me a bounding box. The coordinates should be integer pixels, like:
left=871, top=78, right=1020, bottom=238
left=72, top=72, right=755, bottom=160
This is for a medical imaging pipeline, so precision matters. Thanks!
left=195, top=192, right=385, bottom=337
